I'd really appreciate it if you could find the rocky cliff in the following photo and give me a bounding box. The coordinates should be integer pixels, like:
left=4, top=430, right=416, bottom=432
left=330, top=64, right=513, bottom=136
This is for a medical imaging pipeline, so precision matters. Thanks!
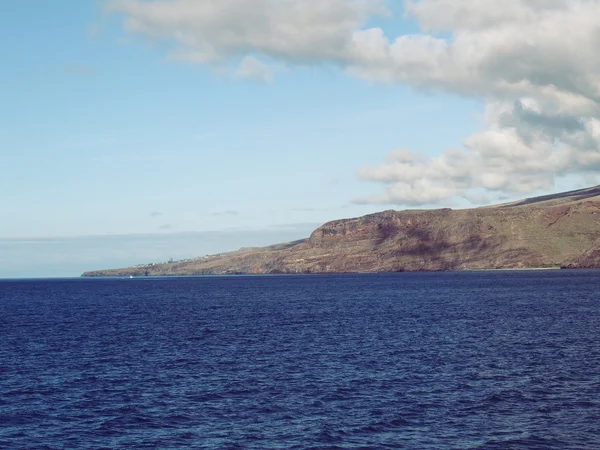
left=82, top=185, right=600, bottom=276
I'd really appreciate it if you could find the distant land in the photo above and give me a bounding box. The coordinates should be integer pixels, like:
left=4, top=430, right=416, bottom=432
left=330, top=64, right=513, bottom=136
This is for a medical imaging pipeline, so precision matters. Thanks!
left=82, top=185, right=600, bottom=276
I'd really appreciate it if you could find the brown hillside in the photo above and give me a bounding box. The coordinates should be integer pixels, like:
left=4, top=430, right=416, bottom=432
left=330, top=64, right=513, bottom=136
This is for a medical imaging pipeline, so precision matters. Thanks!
left=82, top=185, right=600, bottom=276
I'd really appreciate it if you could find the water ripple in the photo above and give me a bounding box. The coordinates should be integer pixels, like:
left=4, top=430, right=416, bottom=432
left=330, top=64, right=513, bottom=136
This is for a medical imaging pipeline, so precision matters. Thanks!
left=1, top=271, right=599, bottom=448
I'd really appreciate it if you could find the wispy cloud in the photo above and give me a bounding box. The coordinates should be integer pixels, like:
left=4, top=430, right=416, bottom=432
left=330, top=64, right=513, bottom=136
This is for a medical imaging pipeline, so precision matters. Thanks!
left=234, top=56, right=274, bottom=83
left=208, top=210, right=239, bottom=217
left=87, top=23, right=101, bottom=38
left=289, top=207, right=324, bottom=213
left=289, top=205, right=352, bottom=212
left=64, top=65, right=95, bottom=75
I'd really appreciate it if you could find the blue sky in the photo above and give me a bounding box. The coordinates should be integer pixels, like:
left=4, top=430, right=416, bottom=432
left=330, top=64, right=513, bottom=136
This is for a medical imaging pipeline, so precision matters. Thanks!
left=1, top=0, right=597, bottom=277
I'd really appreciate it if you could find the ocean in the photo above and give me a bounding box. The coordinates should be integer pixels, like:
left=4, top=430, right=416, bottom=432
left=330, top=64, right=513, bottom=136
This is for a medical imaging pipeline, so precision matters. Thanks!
left=1, top=271, right=599, bottom=449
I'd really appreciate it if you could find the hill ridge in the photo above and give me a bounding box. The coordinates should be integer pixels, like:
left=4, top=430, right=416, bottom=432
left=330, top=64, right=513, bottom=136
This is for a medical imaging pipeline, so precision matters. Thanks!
left=82, top=185, right=600, bottom=276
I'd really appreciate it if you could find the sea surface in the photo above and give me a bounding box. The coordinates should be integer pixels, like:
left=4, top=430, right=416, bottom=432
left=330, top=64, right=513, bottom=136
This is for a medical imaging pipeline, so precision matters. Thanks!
left=1, top=271, right=599, bottom=449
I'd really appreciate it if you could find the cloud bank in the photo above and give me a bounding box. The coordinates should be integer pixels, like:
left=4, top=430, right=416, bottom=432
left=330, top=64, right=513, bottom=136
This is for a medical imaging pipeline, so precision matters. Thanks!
left=107, top=0, right=600, bottom=205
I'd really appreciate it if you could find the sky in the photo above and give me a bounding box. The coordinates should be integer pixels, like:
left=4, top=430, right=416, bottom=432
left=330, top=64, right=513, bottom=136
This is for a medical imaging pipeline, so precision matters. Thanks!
left=1, top=0, right=599, bottom=277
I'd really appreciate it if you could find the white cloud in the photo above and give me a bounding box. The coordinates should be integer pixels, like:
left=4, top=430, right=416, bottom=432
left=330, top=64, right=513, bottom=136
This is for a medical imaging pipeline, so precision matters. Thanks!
left=107, top=0, right=386, bottom=65
left=107, top=0, right=600, bottom=204
left=235, top=56, right=274, bottom=83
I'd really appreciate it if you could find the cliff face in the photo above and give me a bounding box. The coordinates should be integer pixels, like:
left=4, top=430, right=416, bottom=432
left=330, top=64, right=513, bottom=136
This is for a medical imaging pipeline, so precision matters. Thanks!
left=82, top=186, right=600, bottom=276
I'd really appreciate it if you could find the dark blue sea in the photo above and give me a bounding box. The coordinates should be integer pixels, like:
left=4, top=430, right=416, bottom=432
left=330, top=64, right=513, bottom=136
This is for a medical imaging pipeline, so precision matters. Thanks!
left=1, top=271, right=599, bottom=449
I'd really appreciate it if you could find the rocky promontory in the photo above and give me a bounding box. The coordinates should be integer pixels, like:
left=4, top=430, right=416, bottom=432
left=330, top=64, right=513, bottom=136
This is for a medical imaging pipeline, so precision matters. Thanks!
left=82, top=185, right=600, bottom=276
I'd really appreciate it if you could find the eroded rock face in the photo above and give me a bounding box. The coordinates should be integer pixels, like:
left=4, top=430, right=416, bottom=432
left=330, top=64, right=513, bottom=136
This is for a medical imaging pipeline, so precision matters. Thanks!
left=83, top=186, right=600, bottom=276
left=562, top=239, right=600, bottom=268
